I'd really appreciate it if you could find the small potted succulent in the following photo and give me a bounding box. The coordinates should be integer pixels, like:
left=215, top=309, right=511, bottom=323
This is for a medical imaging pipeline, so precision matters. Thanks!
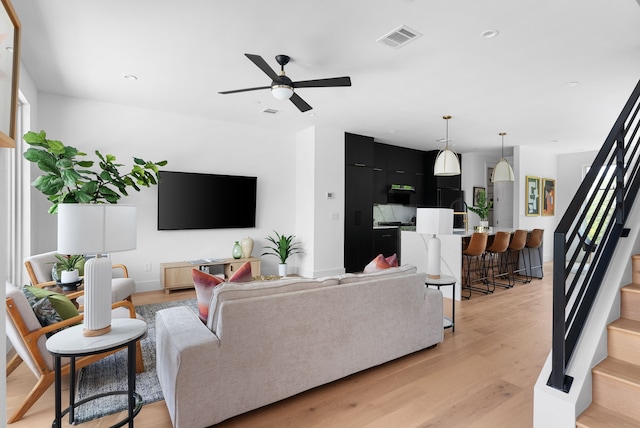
left=54, top=254, right=84, bottom=285
left=261, top=231, right=303, bottom=277
left=468, top=189, right=493, bottom=230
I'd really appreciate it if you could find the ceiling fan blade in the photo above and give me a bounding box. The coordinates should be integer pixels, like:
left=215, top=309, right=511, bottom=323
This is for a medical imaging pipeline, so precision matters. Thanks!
left=245, top=54, right=281, bottom=82
left=293, top=76, right=351, bottom=89
left=218, top=85, right=271, bottom=95
left=290, top=93, right=312, bottom=112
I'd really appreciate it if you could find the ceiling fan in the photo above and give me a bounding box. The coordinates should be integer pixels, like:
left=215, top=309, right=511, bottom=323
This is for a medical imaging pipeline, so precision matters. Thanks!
left=219, top=54, right=352, bottom=112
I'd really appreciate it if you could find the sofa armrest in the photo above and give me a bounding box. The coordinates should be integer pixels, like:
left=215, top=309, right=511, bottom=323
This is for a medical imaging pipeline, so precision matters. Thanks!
left=156, top=306, right=221, bottom=427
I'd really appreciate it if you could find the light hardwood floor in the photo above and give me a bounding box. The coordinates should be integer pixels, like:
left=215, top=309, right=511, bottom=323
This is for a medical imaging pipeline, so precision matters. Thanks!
left=6, top=264, right=553, bottom=427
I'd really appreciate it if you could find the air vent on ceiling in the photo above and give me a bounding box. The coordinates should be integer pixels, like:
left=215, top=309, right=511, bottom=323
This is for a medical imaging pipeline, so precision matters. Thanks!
left=376, top=25, right=422, bottom=49
left=262, top=108, right=279, bottom=115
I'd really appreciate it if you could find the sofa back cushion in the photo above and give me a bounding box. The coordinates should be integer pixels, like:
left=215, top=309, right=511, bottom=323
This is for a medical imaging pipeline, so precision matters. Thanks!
left=207, top=277, right=339, bottom=331
left=338, top=264, right=417, bottom=284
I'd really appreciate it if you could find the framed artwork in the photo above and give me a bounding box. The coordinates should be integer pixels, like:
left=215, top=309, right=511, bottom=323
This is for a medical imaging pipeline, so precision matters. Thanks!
left=542, top=178, right=556, bottom=216
left=473, top=186, right=485, bottom=206
left=526, top=176, right=540, bottom=216
left=0, top=0, right=21, bottom=148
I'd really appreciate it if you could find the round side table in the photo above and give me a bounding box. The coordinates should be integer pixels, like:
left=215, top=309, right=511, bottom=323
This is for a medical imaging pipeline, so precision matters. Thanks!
left=46, top=318, right=147, bottom=427
left=425, top=274, right=457, bottom=332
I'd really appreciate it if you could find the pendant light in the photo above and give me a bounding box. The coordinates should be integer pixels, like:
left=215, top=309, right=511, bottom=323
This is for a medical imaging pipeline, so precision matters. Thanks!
left=491, top=132, right=515, bottom=182
left=434, top=115, right=461, bottom=176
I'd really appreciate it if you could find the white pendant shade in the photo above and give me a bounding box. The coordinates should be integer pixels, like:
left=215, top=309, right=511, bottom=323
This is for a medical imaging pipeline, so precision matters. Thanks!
left=434, top=149, right=461, bottom=176
left=271, top=85, right=294, bottom=100
left=492, top=158, right=515, bottom=182
left=434, top=115, right=461, bottom=176
left=491, top=132, right=515, bottom=183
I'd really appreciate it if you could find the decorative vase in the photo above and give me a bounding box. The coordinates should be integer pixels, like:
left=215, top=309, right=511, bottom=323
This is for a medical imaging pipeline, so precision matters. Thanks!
left=480, top=220, right=489, bottom=228
left=240, top=236, right=254, bottom=258
left=232, top=241, right=242, bottom=259
left=60, top=269, right=79, bottom=284
left=278, top=263, right=287, bottom=277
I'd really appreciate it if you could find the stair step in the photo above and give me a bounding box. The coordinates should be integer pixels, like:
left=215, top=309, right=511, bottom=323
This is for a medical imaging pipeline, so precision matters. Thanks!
left=608, top=318, right=640, bottom=364
left=592, top=358, right=640, bottom=421
left=577, top=403, right=640, bottom=428
left=621, top=284, right=640, bottom=321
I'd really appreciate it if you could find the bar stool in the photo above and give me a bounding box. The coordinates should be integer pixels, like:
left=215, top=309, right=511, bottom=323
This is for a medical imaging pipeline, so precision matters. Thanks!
left=525, top=228, right=544, bottom=279
left=485, top=231, right=513, bottom=290
left=507, top=229, right=530, bottom=284
left=462, top=232, right=488, bottom=299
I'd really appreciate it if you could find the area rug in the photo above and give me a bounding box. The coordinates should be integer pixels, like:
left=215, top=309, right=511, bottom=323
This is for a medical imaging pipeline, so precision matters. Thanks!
left=74, top=298, right=198, bottom=423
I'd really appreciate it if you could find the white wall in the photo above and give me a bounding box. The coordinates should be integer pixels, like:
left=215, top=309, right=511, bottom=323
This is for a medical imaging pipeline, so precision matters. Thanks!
left=514, top=145, right=559, bottom=262
left=557, top=150, right=598, bottom=217
left=295, top=126, right=345, bottom=278
left=35, top=93, right=308, bottom=290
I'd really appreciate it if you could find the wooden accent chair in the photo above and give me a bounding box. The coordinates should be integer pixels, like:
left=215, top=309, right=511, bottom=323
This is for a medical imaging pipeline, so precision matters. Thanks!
left=24, top=251, right=136, bottom=303
left=5, top=282, right=145, bottom=423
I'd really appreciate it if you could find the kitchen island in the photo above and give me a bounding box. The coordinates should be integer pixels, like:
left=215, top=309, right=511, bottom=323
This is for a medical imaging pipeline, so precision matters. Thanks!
left=401, top=228, right=542, bottom=302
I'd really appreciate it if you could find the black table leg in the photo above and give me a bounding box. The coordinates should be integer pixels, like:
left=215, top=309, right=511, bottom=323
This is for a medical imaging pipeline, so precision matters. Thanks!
left=53, top=356, right=61, bottom=428
left=69, top=356, right=76, bottom=424
left=128, top=341, right=136, bottom=427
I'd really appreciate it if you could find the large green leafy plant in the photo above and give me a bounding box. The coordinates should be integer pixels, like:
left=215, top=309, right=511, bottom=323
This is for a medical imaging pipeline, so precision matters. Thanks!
left=261, top=231, right=303, bottom=264
left=468, top=189, right=493, bottom=221
left=23, top=130, right=167, bottom=213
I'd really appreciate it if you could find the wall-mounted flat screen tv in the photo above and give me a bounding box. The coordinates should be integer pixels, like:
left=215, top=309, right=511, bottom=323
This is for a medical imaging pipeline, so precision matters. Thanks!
left=158, top=171, right=257, bottom=230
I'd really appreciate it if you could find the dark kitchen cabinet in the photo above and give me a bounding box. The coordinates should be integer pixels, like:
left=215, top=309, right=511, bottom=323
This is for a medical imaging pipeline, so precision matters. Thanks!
left=345, top=132, right=374, bottom=166
left=345, top=165, right=374, bottom=272
left=373, top=227, right=400, bottom=263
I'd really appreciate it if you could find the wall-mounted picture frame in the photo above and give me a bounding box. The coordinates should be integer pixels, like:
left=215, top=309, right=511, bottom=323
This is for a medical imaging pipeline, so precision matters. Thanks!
left=473, top=186, right=485, bottom=206
left=542, top=178, right=556, bottom=216
left=526, top=176, right=540, bottom=216
left=0, top=0, right=21, bottom=148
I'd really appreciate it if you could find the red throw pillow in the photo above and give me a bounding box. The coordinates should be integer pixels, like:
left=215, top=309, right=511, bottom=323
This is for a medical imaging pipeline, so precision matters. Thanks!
left=385, top=253, right=398, bottom=267
left=228, top=261, right=253, bottom=283
left=363, top=254, right=392, bottom=273
left=192, top=269, right=224, bottom=322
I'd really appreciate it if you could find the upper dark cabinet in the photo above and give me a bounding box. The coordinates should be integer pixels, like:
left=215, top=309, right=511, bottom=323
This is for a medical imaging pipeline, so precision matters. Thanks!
left=345, top=133, right=374, bottom=166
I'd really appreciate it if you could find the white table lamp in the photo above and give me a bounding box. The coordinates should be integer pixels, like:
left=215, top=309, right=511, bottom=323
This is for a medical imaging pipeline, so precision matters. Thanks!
left=58, top=204, right=137, bottom=336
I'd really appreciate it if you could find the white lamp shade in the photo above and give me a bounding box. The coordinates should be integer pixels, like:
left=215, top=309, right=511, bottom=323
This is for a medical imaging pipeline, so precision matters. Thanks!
left=416, top=208, right=454, bottom=235
left=58, top=204, right=137, bottom=255
left=271, top=85, right=294, bottom=100
left=491, top=158, right=515, bottom=182
left=434, top=149, right=461, bottom=176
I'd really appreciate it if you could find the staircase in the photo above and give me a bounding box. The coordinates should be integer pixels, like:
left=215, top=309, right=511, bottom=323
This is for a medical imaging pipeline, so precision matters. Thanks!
left=577, top=257, right=640, bottom=427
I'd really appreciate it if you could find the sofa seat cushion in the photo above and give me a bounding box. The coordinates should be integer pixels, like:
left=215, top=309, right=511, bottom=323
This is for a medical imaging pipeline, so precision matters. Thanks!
left=207, top=277, right=339, bottom=331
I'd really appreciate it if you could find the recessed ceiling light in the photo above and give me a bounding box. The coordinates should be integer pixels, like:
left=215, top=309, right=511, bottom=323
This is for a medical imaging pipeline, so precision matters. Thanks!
left=564, top=81, right=580, bottom=87
left=481, top=29, right=499, bottom=38
left=123, top=74, right=138, bottom=81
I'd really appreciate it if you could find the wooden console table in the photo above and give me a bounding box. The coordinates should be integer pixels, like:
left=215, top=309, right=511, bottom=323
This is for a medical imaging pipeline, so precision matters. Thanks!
left=160, top=257, right=261, bottom=293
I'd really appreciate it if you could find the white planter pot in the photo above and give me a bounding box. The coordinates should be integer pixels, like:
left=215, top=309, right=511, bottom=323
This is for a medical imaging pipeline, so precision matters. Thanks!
left=60, top=269, right=79, bottom=284
left=479, top=220, right=489, bottom=228
left=278, top=263, right=287, bottom=277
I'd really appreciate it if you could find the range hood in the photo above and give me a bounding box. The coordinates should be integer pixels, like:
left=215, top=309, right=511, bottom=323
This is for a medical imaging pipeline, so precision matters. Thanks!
left=388, top=184, right=416, bottom=193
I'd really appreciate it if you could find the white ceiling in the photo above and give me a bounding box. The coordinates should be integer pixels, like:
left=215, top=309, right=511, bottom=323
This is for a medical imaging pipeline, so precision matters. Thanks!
left=12, top=0, right=640, bottom=156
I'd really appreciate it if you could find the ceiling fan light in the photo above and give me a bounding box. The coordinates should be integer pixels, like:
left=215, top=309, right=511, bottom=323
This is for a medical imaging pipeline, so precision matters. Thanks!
left=271, top=85, right=294, bottom=100
left=492, top=158, right=515, bottom=182
left=434, top=148, right=461, bottom=176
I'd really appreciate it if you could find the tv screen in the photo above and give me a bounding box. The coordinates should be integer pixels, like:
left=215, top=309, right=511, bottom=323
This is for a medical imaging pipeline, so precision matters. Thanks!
left=158, top=171, right=257, bottom=230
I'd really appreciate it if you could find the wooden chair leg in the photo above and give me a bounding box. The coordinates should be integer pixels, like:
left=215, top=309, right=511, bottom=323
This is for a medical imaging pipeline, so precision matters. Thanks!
left=7, top=373, right=54, bottom=423
left=6, top=352, right=23, bottom=377
left=135, top=339, right=144, bottom=373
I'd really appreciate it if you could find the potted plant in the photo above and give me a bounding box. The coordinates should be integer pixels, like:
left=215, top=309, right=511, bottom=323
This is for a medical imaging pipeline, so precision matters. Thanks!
left=22, top=130, right=168, bottom=214
left=261, top=231, right=303, bottom=277
left=467, top=189, right=493, bottom=229
left=54, top=254, right=84, bottom=285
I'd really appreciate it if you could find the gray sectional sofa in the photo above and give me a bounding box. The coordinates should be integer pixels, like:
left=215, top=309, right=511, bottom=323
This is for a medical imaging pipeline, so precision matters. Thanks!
left=155, top=264, right=443, bottom=428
